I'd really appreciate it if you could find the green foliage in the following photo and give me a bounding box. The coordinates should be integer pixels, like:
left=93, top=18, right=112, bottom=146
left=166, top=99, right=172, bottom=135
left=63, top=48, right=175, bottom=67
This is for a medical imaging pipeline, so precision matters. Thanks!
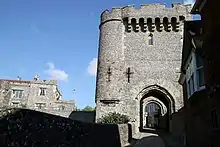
left=81, top=106, right=95, bottom=111
left=97, top=112, right=130, bottom=124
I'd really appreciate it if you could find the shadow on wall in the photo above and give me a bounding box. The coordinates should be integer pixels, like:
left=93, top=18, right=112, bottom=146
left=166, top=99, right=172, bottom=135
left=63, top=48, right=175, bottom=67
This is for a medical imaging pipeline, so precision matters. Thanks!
left=130, top=136, right=165, bottom=147
left=0, top=108, right=123, bottom=147
left=69, top=111, right=95, bottom=123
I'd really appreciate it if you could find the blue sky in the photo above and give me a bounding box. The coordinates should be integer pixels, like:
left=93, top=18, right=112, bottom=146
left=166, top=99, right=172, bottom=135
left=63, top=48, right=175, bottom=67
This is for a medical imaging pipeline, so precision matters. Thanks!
left=0, top=0, right=195, bottom=109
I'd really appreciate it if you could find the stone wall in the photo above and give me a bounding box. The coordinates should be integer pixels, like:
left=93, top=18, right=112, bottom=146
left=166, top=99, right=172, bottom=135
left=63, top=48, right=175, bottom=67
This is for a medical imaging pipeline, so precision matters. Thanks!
left=0, top=79, right=75, bottom=118
left=95, top=3, right=192, bottom=132
left=171, top=108, right=185, bottom=135
left=184, top=89, right=220, bottom=147
left=0, top=108, right=135, bottom=147
left=170, top=108, right=185, bottom=145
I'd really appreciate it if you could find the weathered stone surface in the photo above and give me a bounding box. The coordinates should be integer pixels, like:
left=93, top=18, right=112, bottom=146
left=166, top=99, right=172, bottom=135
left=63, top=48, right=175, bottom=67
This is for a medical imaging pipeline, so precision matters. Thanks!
left=0, top=79, right=75, bottom=117
left=95, top=3, right=192, bottom=132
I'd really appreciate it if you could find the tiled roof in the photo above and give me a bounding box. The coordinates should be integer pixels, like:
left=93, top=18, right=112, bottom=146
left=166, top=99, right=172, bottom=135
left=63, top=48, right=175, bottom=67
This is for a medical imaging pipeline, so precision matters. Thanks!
left=0, top=79, right=31, bottom=84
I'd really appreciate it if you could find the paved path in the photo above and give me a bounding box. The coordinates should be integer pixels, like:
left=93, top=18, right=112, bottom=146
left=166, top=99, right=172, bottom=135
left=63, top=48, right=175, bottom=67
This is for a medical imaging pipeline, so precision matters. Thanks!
left=133, top=132, right=165, bottom=147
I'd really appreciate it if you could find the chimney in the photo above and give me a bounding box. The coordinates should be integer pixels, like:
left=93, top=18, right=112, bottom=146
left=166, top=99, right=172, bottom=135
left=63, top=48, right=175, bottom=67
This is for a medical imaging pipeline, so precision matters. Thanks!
left=17, top=76, right=21, bottom=81
left=34, top=74, right=39, bottom=81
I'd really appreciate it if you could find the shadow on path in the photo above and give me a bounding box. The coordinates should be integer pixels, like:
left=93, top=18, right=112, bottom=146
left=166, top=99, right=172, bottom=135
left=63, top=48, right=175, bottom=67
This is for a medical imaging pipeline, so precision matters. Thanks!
left=130, top=133, right=165, bottom=147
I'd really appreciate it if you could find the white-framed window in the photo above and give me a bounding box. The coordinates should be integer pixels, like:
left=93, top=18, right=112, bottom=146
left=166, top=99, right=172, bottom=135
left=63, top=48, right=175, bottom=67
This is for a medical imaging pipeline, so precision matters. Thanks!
left=185, top=51, right=205, bottom=98
left=12, top=90, right=23, bottom=98
left=35, top=103, right=46, bottom=109
left=196, top=54, right=205, bottom=89
left=39, top=88, right=46, bottom=96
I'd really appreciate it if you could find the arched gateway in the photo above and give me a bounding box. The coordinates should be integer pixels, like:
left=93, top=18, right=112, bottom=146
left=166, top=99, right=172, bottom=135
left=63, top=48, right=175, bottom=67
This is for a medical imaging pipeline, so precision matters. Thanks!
left=137, top=85, right=175, bottom=132
left=95, top=3, right=189, bottom=134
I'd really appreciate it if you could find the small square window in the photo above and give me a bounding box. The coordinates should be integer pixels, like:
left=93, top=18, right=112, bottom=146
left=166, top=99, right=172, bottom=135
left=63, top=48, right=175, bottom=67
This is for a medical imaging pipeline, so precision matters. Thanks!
left=59, top=105, right=65, bottom=111
left=35, top=103, right=46, bottom=109
left=12, top=90, right=23, bottom=98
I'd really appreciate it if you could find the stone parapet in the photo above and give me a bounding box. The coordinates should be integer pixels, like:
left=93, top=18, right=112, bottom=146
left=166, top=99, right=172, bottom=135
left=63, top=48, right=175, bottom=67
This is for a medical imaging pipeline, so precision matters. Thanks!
left=101, top=3, right=192, bottom=24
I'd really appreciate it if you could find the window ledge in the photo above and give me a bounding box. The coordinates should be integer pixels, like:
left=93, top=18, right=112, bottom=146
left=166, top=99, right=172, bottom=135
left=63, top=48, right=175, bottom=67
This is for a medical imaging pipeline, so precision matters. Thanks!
left=100, top=99, right=120, bottom=104
left=11, top=97, right=23, bottom=100
left=211, top=128, right=220, bottom=131
left=199, top=85, right=205, bottom=90
left=187, top=86, right=206, bottom=99
left=186, top=88, right=208, bottom=106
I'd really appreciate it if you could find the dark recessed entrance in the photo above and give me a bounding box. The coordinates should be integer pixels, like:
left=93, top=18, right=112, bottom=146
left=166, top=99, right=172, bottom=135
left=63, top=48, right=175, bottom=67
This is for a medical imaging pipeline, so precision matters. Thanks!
left=140, top=89, right=174, bottom=132
left=144, top=102, right=161, bottom=129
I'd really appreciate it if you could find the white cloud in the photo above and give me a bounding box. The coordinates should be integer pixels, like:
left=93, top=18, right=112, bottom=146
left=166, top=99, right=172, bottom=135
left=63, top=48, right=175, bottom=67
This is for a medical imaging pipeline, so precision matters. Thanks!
left=87, top=58, right=97, bottom=76
left=44, top=62, right=68, bottom=82
left=184, top=0, right=195, bottom=5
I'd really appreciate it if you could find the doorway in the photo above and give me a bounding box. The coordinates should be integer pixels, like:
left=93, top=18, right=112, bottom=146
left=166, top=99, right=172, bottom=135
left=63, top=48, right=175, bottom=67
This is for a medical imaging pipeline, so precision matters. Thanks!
left=144, top=102, right=161, bottom=129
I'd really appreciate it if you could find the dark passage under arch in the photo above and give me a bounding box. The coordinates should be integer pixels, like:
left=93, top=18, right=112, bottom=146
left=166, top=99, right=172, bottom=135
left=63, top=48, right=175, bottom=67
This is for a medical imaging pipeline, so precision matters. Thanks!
left=139, top=85, right=175, bottom=132
left=144, top=102, right=161, bottom=128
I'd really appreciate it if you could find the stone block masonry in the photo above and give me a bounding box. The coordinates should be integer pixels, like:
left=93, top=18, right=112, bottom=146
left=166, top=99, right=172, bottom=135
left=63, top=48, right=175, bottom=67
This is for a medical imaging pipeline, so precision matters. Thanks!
left=95, top=3, right=192, bottom=132
left=0, top=78, right=75, bottom=117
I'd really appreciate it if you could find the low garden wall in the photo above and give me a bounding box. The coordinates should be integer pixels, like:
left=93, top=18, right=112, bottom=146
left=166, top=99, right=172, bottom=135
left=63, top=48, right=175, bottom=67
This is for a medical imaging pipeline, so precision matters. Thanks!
left=0, top=108, right=135, bottom=147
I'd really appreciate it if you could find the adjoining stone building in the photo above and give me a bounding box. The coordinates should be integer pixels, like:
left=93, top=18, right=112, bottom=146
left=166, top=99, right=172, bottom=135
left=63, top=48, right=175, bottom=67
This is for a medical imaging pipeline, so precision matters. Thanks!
left=95, top=3, right=192, bottom=133
left=0, top=75, right=75, bottom=117
left=178, top=0, right=220, bottom=147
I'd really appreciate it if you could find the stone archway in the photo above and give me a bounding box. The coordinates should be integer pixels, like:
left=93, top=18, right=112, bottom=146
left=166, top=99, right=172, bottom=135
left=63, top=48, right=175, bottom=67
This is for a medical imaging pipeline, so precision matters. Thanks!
left=138, top=85, right=175, bottom=132
left=142, top=96, right=168, bottom=129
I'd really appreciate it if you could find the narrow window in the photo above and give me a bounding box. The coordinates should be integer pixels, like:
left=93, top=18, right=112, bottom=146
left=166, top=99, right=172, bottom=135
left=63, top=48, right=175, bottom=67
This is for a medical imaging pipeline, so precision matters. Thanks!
left=131, top=18, right=137, bottom=32
left=163, top=17, right=169, bottom=32
left=187, top=73, right=195, bottom=97
left=211, top=109, right=219, bottom=129
left=155, top=17, right=161, bottom=32
left=123, top=17, right=129, bottom=32
left=171, top=17, right=177, bottom=32
left=139, top=18, right=146, bottom=32
left=147, top=18, right=153, bottom=32
left=186, top=57, right=195, bottom=98
left=196, top=54, right=205, bottom=88
left=148, top=33, right=153, bottom=45
left=39, top=88, right=46, bottom=96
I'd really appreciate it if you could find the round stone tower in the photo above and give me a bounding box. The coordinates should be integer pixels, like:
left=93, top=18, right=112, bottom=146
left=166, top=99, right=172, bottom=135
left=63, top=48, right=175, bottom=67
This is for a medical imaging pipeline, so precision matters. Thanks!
left=95, top=3, right=192, bottom=132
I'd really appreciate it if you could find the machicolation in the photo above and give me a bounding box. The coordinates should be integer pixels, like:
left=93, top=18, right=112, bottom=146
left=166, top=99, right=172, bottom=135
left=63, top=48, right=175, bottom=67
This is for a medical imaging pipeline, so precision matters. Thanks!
left=96, top=2, right=192, bottom=133
left=100, top=3, right=192, bottom=32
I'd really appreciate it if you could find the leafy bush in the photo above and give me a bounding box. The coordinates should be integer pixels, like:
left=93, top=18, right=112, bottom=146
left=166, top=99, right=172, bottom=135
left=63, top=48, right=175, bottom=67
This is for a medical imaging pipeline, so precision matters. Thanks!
left=97, top=112, right=130, bottom=124
left=81, top=106, right=95, bottom=111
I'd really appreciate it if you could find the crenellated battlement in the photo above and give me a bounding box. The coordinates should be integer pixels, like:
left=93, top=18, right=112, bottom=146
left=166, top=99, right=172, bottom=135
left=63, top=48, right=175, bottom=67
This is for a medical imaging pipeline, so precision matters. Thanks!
left=100, top=3, right=192, bottom=24
left=96, top=2, right=188, bottom=132
left=123, top=16, right=186, bottom=32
